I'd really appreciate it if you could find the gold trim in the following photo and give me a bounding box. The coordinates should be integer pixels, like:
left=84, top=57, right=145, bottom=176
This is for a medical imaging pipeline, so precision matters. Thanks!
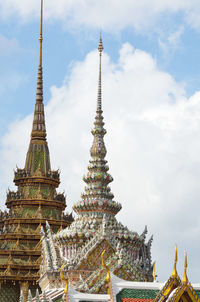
left=171, top=283, right=199, bottom=302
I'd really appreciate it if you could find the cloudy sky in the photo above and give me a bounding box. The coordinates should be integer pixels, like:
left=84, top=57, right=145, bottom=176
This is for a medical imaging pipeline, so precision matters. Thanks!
left=0, top=0, right=200, bottom=283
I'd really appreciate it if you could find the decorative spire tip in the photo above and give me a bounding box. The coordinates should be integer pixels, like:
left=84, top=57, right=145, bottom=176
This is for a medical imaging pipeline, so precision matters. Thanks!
left=98, top=34, right=104, bottom=54
left=172, top=244, right=178, bottom=278
left=39, top=0, right=43, bottom=66
left=182, top=250, right=188, bottom=285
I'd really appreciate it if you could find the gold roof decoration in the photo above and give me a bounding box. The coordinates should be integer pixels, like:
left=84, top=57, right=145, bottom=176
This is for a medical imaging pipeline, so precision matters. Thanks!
left=182, top=250, right=188, bottom=286
left=154, top=246, right=181, bottom=302
left=152, top=261, right=156, bottom=281
left=166, top=251, right=199, bottom=302
left=32, top=247, right=200, bottom=302
left=172, top=244, right=178, bottom=279
left=154, top=248, right=200, bottom=302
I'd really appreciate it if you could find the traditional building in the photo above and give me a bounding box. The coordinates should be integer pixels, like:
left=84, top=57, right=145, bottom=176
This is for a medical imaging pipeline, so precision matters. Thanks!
left=0, top=1, right=73, bottom=301
left=38, top=36, right=153, bottom=296
left=31, top=248, right=199, bottom=302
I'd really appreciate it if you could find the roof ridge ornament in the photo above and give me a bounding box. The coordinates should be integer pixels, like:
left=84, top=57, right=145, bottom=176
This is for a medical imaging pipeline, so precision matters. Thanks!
left=153, top=261, right=156, bottom=282
left=182, top=250, right=188, bottom=285
left=172, top=244, right=178, bottom=278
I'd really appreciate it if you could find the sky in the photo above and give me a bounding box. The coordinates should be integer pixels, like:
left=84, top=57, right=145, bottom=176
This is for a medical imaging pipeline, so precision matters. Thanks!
left=0, top=0, right=200, bottom=283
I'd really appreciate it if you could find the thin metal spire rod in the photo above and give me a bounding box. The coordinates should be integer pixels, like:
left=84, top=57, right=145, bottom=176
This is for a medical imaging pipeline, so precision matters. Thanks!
left=97, top=34, right=103, bottom=111
left=39, top=0, right=43, bottom=66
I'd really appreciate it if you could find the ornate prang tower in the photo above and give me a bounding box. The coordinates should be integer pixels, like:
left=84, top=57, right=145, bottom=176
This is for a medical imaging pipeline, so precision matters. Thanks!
left=39, top=36, right=153, bottom=295
left=0, top=1, right=73, bottom=301
left=72, top=35, right=122, bottom=218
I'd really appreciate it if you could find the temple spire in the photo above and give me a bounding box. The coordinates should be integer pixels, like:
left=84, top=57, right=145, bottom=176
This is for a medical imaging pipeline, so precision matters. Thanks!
left=73, top=36, right=122, bottom=217
left=25, top=0, right=50, bottom=174
left=30, top=0, right=46, bottom=142
left=90, top=35, right=106, bottom=161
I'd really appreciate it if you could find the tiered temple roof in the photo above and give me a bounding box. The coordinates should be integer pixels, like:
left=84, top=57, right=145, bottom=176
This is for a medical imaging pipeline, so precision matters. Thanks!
left=0, top=1, right=73, bottom=301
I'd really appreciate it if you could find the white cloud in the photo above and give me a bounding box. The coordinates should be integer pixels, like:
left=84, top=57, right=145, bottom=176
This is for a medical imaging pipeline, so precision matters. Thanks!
left=1, top=43, right=200, bottom=282
left=0, top=0, right=200, bottom=32
left=0, top=35, right=20, bottom=56
left=159, top=25, right=184, bottom=57
left=168, top=26, right=185, bottom=46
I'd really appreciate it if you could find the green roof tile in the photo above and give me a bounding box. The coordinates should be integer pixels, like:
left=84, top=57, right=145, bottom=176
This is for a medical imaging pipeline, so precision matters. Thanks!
left=117, top=289, right=159, bottom=302
left=194, top=290, right=200, bottom=298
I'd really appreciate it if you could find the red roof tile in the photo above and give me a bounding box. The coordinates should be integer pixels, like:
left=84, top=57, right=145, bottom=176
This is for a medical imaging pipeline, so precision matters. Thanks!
left=122, top=298, right=154, bottom=302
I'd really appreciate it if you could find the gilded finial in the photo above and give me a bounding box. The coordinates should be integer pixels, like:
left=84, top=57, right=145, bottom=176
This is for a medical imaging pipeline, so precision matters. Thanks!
left=39, top=0, right=43, bottom=66
left=60, top=264, right=69, bottom=302
left=182, top=250, right=188, bottom=285
left=153, top=261, right=156, bottom=281
left=172, top=244, right=178, bottom=278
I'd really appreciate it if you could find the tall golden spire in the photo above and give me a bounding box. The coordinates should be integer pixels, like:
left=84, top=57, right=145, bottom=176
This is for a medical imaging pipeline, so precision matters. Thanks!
left=30, top=0, right=46, bottom=142
left=172, top=244, right=178, bottom=278
left=182, top=250, right=188, bottom=285
left=25, top=0, right=51, bottom=174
